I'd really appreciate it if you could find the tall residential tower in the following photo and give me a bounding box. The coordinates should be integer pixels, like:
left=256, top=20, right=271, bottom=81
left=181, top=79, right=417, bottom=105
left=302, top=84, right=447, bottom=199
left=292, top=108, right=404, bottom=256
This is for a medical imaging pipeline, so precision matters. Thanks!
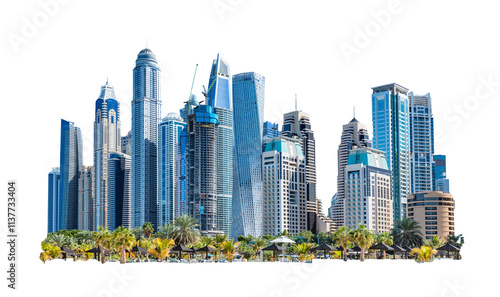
left=232, top=72, right=265, bottom=238
left=131, top=48, right=162, bottom=229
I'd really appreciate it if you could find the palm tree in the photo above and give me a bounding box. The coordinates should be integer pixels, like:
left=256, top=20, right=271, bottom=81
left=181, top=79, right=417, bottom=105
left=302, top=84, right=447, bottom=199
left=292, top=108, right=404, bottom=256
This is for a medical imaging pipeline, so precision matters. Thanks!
left=411, top=246, right=437, bottom=263
left=293, top=243, right=315, bottom=262
left=446, top=233, right=464, bottom=248
left=200, top=236, right=214, bottom=247
left=142, top=222, right=154, bottom=239
left=40, top=242, right=61, bottom=263
left=352, top=224, right=375, bottom=262
left=424, top=236, right=444, bottom=250
left=392, top=218, right=424, bottom=248
left=172, top=215, right=201, bottom=246
left=43, top=233, right=73, bottom=248
left=251, top=238, right=267, bottom=259
left=75, top=230, right=95, bottom=245
left=93, top=226, right=112, bottom=264
left=139, top=237, right=156, bottom=261
left=156, top=223, right=178, bottom=240
left=213, top=233, right=228, bottom=261
left=151, top=238, right=175, bottom=262
left=131, top=227, right=143, bottom=240
left=113, top=226, right=136, bottom=264
left=334, top=226, right=353, bottom=261
left=376, top=231, right=394, bottom=259
left=221, top=240, right=240, bottom=262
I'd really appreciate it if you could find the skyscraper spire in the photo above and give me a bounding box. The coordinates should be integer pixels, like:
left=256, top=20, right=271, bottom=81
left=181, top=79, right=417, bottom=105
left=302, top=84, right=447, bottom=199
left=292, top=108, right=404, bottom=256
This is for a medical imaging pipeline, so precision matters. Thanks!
left=295, top=93, right=298, bottom=110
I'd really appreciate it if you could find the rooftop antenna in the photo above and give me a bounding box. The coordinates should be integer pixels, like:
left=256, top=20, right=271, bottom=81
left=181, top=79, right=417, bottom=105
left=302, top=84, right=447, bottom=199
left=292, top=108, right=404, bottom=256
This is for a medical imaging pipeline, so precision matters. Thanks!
left=353, top=106, right=356, bottom=118
left=295, top=93, right=298, bottom=110
left=146, top=39, right=148, bottom=49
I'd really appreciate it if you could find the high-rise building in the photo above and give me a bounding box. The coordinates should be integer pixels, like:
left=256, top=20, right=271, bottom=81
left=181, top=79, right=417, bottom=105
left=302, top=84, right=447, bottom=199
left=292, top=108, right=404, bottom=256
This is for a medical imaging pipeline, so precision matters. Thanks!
left=59, top=119, right=83, bottom=231
left=333, top=117, right=371, bottom=228
left=187, top=105, right=219, bottom=233
left=180, top=94, right=199, bottom=122
left=48, top=168, right=60, bottom=233
left=131, top=48, right=161, bottom=229
left=108, top=153, right=132, bottom=229
left=409, top=92, right=434, bottom=193
left=433, top=155, right=450, bottom=193
left=372, top=83, right=411, bottom=221
left=262, top=136, right=307, bottom=236
left=93, top=81, right=121, bottom=230
left=207, top=54, right=233, bottom=237
left=344, top=148, right=393, bottom=233
left=158, top=113, right=186, bottom=226
left=281, top=110, right=317, bottom=232
left=407, top=191, right=455, bottom=240
left=232, top=72, right=265, bottom=238
left=262, top=121, right=279, bottom=152
left=121, top=131, right=131, bottom=156
left=78, top=166, right=93, bottom=231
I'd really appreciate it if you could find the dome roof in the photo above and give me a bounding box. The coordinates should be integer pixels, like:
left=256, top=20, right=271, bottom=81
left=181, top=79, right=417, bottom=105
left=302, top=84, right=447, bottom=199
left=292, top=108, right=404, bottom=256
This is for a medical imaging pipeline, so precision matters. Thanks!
left=188, top=94, right=199, bottom=106
left=136, top=48, right=158, bottom=67
left=163, top=112, right=183, bottom=122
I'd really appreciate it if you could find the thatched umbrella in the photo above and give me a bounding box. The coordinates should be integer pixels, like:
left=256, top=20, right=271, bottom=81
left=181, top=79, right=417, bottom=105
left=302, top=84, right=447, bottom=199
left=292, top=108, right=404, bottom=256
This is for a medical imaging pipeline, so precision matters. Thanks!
left=311, top=243, right=334, bottom=258
left=196, top=245, right=217, bottom=259
left=369, top=243, right=394, bottom=259
left=402, top=245, right=412, bottom=259
left=437, top=243, right=460, bottom=259
left=60, top=246, right=75, bottom=261
left=85, top=247, right=112, bottom=261
left=389, top=244, right=405, bottom=259
left=333, top=245, right=353, bottom=260
left=171, top=245, right=196, bottom=260
left=262, top=243, right=284, bottom=261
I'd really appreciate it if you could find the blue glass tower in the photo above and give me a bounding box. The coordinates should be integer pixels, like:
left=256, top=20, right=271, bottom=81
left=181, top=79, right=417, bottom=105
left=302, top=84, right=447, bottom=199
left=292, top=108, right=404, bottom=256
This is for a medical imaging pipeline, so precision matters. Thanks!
left=207, top=54, right=233, bottom=237
left=48, top=168, right=60, bottom=233
left=262, top=121, right=279, bottom=152
left=372, top=83, right=411, bottom=221
left=107, top=153, right=131, bottom=229
left=158, top=113, right=186, bottom=226
left=409, top=92, right=434, bottom=193
left=131, top=48, right=161, bottom=229
left=59, top=119, right=83, bottom=230
left=433, top=154, right=450, bottom=192
left=232, top=72, right=265, bottom=238
left=93, top=81, right=121, bottom=230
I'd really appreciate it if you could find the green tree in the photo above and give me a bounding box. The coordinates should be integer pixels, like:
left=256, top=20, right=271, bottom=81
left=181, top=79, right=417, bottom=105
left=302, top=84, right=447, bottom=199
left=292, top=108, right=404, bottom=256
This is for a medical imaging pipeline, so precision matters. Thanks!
left=131, top=227, right=143, bottom=240
left=352, top=224, right=375, bottom=262
left=150, top=238, right=175, bottom=262
left=446, top=233, right=464, bottom=248
left=293, top=243, right=315, bottom=262
left=139, top=237, right=156, bottom=261
left=392, top=217, right=424, bottom=248
left=424, top=236, right=444, bottom=250
left=411, top=246, right=437, bottom=263
left=376, top=231, right=394, bottom=259
left=93, top=226, right=112, bottom=264
left=251, top=238, right=266, bottom=258
left=222, top=240, right=240, bottom=262
left=113, top=226, right=136, bottom=264
left=155, top=223, right=177, bottom=240
left=142, top=222, right=154, bottom=239
left=172, top=215, right=201, bottom=246
left=334, top=226, right=353, bottom=261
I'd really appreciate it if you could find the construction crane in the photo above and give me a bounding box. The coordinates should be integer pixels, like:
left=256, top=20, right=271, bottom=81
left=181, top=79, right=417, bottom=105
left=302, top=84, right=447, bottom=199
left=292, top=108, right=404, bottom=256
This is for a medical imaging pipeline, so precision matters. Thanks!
left=201, top=71, right=220, bottom=105
left=183, top=64, right=198, bottom=112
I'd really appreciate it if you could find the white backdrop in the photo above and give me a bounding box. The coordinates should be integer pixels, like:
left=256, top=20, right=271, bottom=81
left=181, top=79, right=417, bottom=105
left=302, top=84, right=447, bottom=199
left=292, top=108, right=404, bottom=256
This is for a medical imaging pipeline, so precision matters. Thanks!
left=0, top=0, right=498, bottom=296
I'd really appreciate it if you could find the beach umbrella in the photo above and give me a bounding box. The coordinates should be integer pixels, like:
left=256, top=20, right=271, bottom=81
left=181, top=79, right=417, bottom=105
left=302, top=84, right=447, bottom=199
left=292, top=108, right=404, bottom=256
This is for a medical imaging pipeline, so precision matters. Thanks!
left=196, top=245, right=217, bottom=259
left=389, top=244, right=405, bottom=259
left=171, top=245, right=196, bottom=259
left=262, top=243, right=284, bottom=260
left=437, top=243, right=460, bottom=258
left=333, top=245, right=353, bottom=259
left=60, top=246, right=75, bottom=261
left=270, top=236, right=296, bottom=244
left=369, top=243, right=393, bottom=258
left=311, top=243, right=334, bottom=258
left=402, top=246, right=412, bottom=259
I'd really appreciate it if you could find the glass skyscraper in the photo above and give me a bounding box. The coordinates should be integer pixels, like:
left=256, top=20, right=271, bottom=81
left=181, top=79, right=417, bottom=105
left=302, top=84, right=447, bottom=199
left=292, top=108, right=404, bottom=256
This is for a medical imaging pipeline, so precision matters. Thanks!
left=48, top=167, right=60, bottom=233
left=433, top=154, right=450, bottom=193
left=372, top=83, right=411, bottom=221
left=59, top=119, right=83, bottom=230
left=131, top=48, right=161, bottom=229
left=108, top=153, right=131, bottom=229
left=262, top=121, right=279, bottom=152
left=187, top=105, right=219, bottom=232
left=78, top=166, right=93, bottom=231
left=158, top=113, right=186, bottom=226
left=232, top=72, right=265, bottom=238
left=207, top=54, right=233, bottom=237
left=409, top=92, right=434, bottom=193
left=93, top=81, right=121, bottom=230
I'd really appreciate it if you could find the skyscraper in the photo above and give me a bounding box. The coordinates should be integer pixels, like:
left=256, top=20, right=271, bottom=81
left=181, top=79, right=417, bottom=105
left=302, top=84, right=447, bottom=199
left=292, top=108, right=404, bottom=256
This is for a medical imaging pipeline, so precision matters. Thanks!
left=262, top=121, right=279, bottom=152
left=59, top=119, right=83, bottom=230
left=108, top=153, right=132, bottom=229
left=207, top=54, right=233, bottom=237
left=333, top=117, right=371, bottom=228
left=78, top=166, right=93, bottom=231
left=281, top=110, right=317, bottom=232
left=131, top=48, right=161, bottom=229
left=433, top=155, right=450, bottom=193
left=158, top=113, right=186, bottom=226
left=232, top=72, right=265, bottom=238
left=93, top=81, right=121, bottom=230
left=187, top=105, right=219, bottom=233
left=121, top=131, right=131, bottom=156
left=409, top=92, right=434, bottom=193
left=372, top=83, right=411, bottom=221
left=48, top=168, right=60, bottom=233
left=344, top=148, right=393, bottom=233
left=262, top=136, right=307, bottom=236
